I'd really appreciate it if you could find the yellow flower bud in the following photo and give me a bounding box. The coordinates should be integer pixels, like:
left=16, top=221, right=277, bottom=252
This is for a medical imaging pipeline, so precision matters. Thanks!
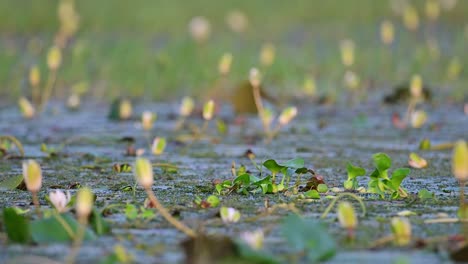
left=151, top=137, right=166, bottom=155
left=141, top=111, right=155, bottom=131
left=119, top=99, right=132, bottom=120
left=403, top=5, right=419, bottom=31
left=22, top=160, right=42, bottom=193
left=134, top=158, right=153, bottom=189
left=249, top=68, right=262, bottom=88
left=391, top=217, right=412, bottom=246
left=29, top=66, right=40, bottom=87
left=218, top=53, right=233, bottom=76
left=260, top=43, right=275, bottom=67
left=188, top=16, right=211, bottom=43
left=410, top=74, right=423, bottom=99
left=340, top=39, right=355, bottom=67
left=226, top=10, right=248, bottom=33
left=410, top=110, right=428, bottom=128
left=453, top=140, right=468, bottom=181
left=278, top=106, right=298, bottom=126
left=380, top=20, right=395, bottom=45
left=203, top=100, right=215, bottom=121
left=18, top=97, right=35, bottom=119
left=425, top=0, right=440, bottom=21
left=47, top=46, right=62, bottom=70
left=76, top=187, right=94, bottom=219
left=180, top=97, right=195, bottom=117
left=303, top=76, right=317, bottom=97
left=337, top=201, right=357, bottom=230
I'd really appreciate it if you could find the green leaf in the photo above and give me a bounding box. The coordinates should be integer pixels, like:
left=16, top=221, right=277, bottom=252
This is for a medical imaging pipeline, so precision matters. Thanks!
left=280, top=158, right=305, bottom=169
left=390, top=168, right=411, bottom=190
left=418, top=189, right=434, bottom=200
left=346, top=163, right=366, bottom=180
left=234, top=173, right=252, bottom=186
left=90, top=209, right=111, bottom=235
left=317, top=184, right=328, bottom=193
left=3, top=207, right=31, bottom=244
left=30, top=213, right=96, bottom=243
left=235, top=240, right=279, bottom=264
left=305, top=190, right=321, bottom=199
left=263, top=159, right=284, bottom=174
left=0, top=175, right=25, bottom=190
left=373, top=153, right=391, bottom=173
left=281, top=214, right=336, bottom=262
left=125, top=204, right=138, bottom=220
left=206, top=195, right=220, bottom=207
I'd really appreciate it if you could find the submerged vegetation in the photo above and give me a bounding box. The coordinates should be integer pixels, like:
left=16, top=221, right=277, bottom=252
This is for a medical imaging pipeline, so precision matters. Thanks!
left=0, top=0, right=468, bottom=263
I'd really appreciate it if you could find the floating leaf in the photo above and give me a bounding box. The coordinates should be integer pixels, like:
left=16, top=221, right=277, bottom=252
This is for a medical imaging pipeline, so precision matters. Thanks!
left=0, top=175, right=25, bottom=190
left=305, top=189, right=320, bottom=199
left=89, top=209, right=111, bottom=236
left=419, top=138, right=432, bottom=150
left=373, top=153, right=391, bottom=174
left=317, top=184, right=328, bottom=193
left=418, top=189, right=434, bottom=200
left=281, top=214, right=336, bottom=262
left=3, top=207, right=31, bottom=244
left=30, top=213, right=96, bottom=243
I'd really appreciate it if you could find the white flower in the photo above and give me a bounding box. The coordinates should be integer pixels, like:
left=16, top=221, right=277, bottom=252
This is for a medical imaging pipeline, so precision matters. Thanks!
left=220, top=207, right=241, bottom=224
left=240, top=229, right=264, bottom=250
left=49, top=190, right=71, bottom=213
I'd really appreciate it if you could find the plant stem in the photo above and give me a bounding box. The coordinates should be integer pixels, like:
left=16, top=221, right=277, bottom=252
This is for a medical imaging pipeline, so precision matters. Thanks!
left=252, top=84, right=269, bottom=134
left=32, top=191, right=42, bottom=218
left=145, top=188, right=196, bottom=238
left=460, top=180, right=468, bottom=240
left=321, top=193, right=366, bottom=219
left=66, top=217, right=87, bottom=264
left=38, top=69, right=57, bottom=113
left=32, top=84, right=40, bottom=106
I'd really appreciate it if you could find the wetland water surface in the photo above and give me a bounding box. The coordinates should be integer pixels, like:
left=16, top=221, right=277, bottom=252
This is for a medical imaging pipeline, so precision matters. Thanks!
left=0, top=101, right=467, bottom=263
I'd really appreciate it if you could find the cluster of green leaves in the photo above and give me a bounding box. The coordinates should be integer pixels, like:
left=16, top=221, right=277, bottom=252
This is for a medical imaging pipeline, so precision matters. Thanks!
left=344, top=153, right=411, bottom=199
left=215, top=158, right=311, bottom=195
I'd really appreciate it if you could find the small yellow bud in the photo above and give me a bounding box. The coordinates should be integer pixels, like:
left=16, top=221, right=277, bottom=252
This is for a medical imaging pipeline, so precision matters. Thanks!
left=260, top=43, right=275, bottom=67
left=47, top=46, right=62, bottom=70
left=380, top=20, right=395, bottom=45
left=29, top=66, right=40, bottom=87
left=151, top=137, right=166, bottom=155
left=141, top=111, right=155, bottom=131
left=303, top=76, right=317, bottom=97
left=278, top=106, right=298, bottom=126
left=453, top=140, right=468, bottom=181
left=340, top=39, right=355, bottom=67
left=76, top=187, right=94, bottom=219
left=343, top=70, right=360, bottom=90
left=410, top=74, right=423, bottom=99
left=67, top=93, right=80, bottom=110
left=249, top=68, right=262, bottom=88
left=425, top=0, right=440, bottom=21
left=403, top=5, right=419, bottom=31
left=188, top=16, right=211, bottom=43
left=408, top=152, right=428, bottom=169
left=134, top=158, right=154, bottom=189
left=180, top=97, right=195, bottom=117
left=391, top=217, right=412, bottom=246
left=203, top=100, right=215, bottom=121
left=410, top=110, right=428, bottom=128
left=218, top=53, right=233, bottom=75
left=337, top=201, right=357, bottom=230
left=18, top=97, right=35, bottom=119
left=22, top=160, right=42, bottom=193
left=119, top=99, right=132, bottom=120
left=226, top=10, right=248, bottom=33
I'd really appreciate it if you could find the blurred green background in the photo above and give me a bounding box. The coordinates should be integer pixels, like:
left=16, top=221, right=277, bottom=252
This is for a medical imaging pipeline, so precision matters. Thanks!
left=0, top=0, right=466, bottom=102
